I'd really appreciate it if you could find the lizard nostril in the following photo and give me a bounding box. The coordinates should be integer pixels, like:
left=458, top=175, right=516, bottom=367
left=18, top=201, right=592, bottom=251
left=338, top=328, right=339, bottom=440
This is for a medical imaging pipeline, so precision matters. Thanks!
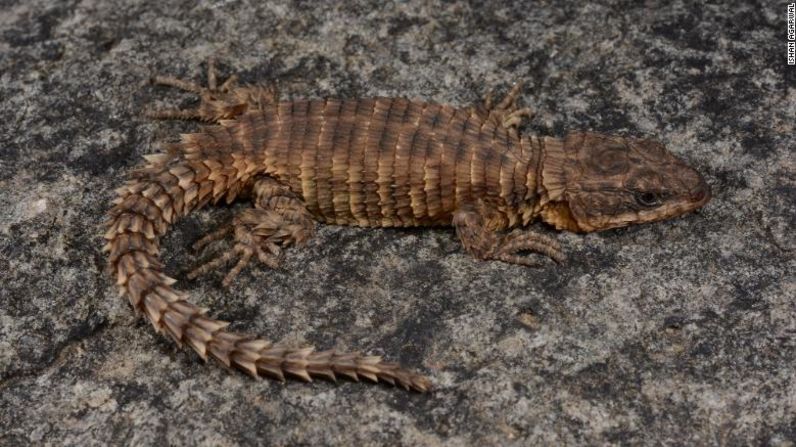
left=690, top=181, right=710, bottom=203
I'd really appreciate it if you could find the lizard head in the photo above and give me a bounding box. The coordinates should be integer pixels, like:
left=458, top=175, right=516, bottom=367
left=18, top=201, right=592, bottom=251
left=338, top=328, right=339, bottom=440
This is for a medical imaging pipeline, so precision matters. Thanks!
left=538, top=131, right=710, bottom=232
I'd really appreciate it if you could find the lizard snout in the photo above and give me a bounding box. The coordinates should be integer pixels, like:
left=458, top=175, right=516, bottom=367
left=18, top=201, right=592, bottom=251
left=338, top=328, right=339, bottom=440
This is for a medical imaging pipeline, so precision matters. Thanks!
left=690, top=179, right=711, bottom=205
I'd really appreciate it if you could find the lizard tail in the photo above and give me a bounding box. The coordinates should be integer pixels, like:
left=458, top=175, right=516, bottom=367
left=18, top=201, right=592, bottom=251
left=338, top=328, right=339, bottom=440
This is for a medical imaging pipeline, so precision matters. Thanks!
left=103, top=126, right=431, bottom=392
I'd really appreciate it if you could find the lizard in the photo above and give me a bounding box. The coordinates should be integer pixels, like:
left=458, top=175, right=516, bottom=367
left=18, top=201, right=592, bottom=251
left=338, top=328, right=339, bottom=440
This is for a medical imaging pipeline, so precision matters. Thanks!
left=104, top=59, right=711, bottom=393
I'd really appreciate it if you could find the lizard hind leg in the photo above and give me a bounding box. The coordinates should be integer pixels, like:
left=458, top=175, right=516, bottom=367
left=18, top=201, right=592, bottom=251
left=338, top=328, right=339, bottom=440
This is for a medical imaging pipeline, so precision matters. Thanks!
left=145, top=57, right=253, bottom=123
left=188, top=177, right=315, bottom=287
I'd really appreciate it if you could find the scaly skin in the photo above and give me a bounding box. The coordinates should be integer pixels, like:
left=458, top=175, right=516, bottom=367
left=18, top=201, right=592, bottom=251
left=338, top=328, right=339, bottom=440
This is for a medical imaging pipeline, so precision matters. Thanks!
left=104, top=60, right=710, bottom=392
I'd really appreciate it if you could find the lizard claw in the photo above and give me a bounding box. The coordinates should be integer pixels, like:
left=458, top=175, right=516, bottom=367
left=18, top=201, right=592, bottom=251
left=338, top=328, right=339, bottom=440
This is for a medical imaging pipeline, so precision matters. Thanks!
left=188, top=241, right=280, bottom=287
left=188, top=216, right=283, bottom=286
left=150, top=57, right=235, bottom=94
left=192, top=223, right=233, bottom=252
left=187, top=205, right=311, bottom=286
left=454, top=206, right=564, bottom=267
left=502, top=107, right=534, bottom=129
left=480, top=82, right=534, bottom=132
left=494, top=81, right=524, bottom=112
left=492, top=230, right=565, bottom=266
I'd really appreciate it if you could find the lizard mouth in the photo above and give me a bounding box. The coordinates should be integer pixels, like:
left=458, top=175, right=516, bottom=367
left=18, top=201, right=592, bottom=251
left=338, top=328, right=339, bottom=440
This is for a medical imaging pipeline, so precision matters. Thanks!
left=569, top=179, right=711, bottom=232
left=581, top=197, right=708, bottom=231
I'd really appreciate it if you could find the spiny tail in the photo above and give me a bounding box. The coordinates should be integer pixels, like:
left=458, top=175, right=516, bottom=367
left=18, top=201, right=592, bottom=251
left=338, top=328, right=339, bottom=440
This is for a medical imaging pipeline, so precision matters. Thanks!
left=103, top=121, right=431, bottom=392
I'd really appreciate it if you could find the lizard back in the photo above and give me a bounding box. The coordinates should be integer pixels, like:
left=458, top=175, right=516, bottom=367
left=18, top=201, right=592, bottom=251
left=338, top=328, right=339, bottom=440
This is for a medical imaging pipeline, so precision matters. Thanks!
left=247, top=98, right=540, bottom=228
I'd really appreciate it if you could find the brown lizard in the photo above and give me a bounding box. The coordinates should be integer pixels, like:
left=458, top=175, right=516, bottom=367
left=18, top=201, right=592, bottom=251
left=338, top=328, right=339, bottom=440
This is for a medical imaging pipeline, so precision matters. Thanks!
left=104, top=60, right=710, bottom=393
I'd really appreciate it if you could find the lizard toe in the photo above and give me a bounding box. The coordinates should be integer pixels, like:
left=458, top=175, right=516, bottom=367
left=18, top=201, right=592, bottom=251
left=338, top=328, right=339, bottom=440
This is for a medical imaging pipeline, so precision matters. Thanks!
left=147, top=58, right=247, bottom=122
left=187, top=210, right=287, bottom=285
left=493, top=230, right=566, bottom=265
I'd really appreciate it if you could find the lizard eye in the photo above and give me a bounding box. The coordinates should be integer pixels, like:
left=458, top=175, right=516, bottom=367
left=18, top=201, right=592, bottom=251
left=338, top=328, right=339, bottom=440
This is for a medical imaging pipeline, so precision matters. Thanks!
left=635, top=191, right=661, bottom=207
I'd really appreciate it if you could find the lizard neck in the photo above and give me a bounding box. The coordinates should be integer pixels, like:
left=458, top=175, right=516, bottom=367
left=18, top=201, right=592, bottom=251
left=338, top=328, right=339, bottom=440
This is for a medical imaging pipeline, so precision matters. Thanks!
left=534, top=135, right=582, bottom=232
left=514, top=134, right=543, bottom=226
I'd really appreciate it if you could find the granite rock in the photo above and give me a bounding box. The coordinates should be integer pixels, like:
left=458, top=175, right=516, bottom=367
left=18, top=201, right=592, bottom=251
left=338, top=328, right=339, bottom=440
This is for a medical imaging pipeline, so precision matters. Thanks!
left=0, top=0, right=794, bottom=445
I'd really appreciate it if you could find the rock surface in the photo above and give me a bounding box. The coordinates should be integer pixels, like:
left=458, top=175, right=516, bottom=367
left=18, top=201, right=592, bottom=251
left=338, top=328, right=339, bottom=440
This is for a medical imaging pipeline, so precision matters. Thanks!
left=1, top=0, right=793, bottom=445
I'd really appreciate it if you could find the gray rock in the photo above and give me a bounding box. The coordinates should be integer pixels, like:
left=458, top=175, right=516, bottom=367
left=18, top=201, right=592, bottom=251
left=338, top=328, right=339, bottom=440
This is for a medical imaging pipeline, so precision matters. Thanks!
left=1, top=0, right=793, bottom=445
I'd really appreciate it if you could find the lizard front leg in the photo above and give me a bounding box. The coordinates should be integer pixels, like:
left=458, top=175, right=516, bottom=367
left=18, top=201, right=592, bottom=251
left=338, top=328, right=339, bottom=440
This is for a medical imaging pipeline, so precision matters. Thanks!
left=189, top=176, right=315, bottom=286
left=453, top=204, right=565, bottom=267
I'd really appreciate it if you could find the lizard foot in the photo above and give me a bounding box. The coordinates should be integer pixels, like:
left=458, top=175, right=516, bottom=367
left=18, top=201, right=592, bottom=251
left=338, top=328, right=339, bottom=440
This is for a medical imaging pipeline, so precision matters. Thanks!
left=482, top=82, right=534, bottom=133
left=145, top=58, right=278, bottom=122
left=188, top=205, right=314, bottom=286
left=188, top=209, right=286, bottom=286
left=454, top=206, right=564, bottom=267
left=492, top=230, right=565, bottom=266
